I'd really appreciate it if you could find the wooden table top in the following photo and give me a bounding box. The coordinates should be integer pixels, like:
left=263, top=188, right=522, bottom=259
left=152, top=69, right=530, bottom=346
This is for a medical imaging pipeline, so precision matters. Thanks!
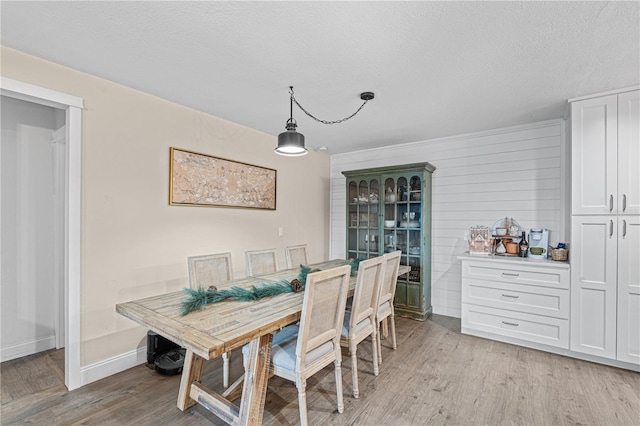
left=116, top=259, right=411, bottom=361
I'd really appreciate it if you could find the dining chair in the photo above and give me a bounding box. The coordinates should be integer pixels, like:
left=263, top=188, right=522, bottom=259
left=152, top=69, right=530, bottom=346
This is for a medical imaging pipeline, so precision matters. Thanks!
left=244, top=248, right=278, bottom=276
left=339, top=255, right=385, bottom=398
left=188, top=252, right=233, bottom=287
left=267, top=264, right=351, bottom=426
left=376, top=250, right=401, bottom=364
left=187, top=252, right=234, bottom=388
left=285, top=244, right=309, bottom=269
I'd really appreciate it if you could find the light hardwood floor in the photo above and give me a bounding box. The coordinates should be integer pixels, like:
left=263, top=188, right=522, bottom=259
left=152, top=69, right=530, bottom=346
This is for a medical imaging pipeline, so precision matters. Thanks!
left=2, top=315, right=638, bottom=425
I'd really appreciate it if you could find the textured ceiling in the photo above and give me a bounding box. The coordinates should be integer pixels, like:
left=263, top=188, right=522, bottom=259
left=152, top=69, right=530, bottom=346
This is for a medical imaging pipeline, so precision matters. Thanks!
left=2, top=1, right=639, bottom=154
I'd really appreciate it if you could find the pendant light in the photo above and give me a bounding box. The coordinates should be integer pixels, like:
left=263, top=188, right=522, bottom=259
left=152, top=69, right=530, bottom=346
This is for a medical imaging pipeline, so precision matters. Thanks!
left=275, top=87, right=307, bottom=156
left=275, top=86, right=374, bottom=156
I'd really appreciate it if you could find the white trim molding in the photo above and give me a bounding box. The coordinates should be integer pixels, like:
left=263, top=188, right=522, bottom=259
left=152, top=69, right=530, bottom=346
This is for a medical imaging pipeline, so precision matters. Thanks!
left=1, top=77, right=83, bottom=390
left=1, top=77, right=83, bottom=109
left=81, top=346, right=148, bottom=386
left=568, top=85, right=640, bottom=103
left=1, top=335, right=56, bottom=362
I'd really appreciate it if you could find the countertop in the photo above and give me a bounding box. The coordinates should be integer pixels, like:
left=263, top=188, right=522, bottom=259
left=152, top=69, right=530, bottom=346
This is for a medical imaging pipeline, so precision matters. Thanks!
left=457, top=252, right=570, bottom=269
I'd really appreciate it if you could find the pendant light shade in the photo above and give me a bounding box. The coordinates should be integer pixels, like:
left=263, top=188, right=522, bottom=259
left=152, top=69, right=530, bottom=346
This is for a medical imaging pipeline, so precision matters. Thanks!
left=275, top=119, right=307, bottom=156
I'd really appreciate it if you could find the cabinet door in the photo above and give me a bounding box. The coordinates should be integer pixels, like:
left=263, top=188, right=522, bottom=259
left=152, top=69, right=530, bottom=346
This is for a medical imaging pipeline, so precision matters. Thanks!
left=383, top=172, right=429, bottom=319
left=571, top=95, right=618, bottom=215
left=617, top=216, right=640, bottom=364
left=618, top=90, right=640, bottom=215
left=346, top=178, right=380, bottom=260
left=570, top=216, right=617, bottom=359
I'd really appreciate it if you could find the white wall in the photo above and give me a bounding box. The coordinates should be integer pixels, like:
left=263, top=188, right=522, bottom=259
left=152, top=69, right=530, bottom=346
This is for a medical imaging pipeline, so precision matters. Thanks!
left=1, top=96, right=64, bottom=360
left=330, top=119, right=566, bottom=318
left=1, top=47, right=331, bottom=374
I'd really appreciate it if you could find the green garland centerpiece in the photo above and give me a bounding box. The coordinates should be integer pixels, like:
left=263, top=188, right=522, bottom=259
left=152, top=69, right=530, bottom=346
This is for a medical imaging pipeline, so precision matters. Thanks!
left=181, top=259, right=361, bottom=316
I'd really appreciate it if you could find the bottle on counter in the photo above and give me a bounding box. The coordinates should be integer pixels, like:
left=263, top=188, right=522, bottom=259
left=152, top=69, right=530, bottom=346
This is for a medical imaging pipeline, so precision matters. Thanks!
left=518, top=231, right=528, bottom=257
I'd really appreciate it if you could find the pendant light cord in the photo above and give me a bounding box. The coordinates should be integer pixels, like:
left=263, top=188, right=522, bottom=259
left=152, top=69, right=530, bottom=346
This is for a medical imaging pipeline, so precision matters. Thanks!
left=289, top=86, right=372, bottom=125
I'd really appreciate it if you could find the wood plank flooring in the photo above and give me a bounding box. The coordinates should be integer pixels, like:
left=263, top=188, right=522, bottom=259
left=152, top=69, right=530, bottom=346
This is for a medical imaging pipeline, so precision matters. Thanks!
left=2, top=315, right=639, bottom=425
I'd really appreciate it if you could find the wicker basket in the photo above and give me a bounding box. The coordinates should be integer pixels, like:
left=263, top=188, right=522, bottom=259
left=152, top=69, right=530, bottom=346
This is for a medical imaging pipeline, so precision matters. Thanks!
left=550, top=248, right=568, bottom=261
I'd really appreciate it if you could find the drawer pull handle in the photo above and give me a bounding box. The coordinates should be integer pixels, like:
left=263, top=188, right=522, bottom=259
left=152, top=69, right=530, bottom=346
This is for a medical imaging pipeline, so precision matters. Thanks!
left=502, top=273, right=519, bottom=277
left=501, top=294, right=520, bottom=299
left=502, top=321, right=519, bottom=327
left=623, top=194, right=627, bottom=212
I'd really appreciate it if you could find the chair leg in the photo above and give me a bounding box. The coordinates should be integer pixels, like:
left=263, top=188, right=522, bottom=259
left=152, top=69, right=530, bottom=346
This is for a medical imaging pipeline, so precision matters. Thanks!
left=390, top=313, right=397, bottom=350
left=371, top=332, right=379, bottom=376
left=222, top=352, right=230, bottom=388
left=334, top=358, right=344, bottom=414
left=377, top=322, right=383, bottom=365
left=296, top=379, right=309, bottom=426
left=350, top=348, right=360, bottom=399
left=381, top=317, right=389, bottom=339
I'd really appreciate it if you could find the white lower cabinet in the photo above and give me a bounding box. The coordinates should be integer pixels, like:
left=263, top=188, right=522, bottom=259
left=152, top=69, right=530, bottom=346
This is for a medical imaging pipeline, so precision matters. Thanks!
left=570, top=216, right=617, bottom=358
left=570, top=216, right=640, bottom=365
left=616, top=216, right=640, bottom=364
left=460, top=256, right=570, bottom=350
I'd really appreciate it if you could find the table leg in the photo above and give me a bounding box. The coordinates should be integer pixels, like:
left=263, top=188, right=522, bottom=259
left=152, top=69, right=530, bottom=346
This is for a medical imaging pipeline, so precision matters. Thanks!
left=235, top=333, right=273, bottom=426
left=177, top=349, right=206, bottom=411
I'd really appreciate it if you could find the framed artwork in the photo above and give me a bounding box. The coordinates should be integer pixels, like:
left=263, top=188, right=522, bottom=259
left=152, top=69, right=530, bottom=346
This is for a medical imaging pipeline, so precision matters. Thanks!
left=169, top=147, right=277, bottom=210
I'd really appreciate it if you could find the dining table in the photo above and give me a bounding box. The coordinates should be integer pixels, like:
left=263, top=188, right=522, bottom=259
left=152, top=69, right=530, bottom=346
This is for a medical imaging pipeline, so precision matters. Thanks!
left=116, top=259, right=411, bottom=425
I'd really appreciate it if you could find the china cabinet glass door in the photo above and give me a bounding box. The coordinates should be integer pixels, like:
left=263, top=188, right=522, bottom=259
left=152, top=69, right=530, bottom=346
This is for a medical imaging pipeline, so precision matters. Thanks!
left=347, top=178, right=380, bottom=260
left=381, top=173, right=426, bottom=312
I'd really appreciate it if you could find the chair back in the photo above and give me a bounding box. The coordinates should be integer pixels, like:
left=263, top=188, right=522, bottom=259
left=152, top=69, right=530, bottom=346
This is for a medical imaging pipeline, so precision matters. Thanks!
left=349, top=256, right=385, bottom=334
left=285, top=244, right=309, bottom=269
left=296, top=265, right=351, bottom=368
left=187, top=252, right=233, bottom=289
left=379, top=251, right=401, bottom=312
left=244, top=248, right=278, bottom=276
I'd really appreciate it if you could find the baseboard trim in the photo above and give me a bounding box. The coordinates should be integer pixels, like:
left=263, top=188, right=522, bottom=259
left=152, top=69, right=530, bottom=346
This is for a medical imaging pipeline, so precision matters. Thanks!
left=0, top=335, right=56, bottom=362
left=80, top=346, right=147, bottom=386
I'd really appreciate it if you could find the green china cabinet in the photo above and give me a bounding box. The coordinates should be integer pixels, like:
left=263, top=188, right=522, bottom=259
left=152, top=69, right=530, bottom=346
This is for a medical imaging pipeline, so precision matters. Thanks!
left=343, top=163, right=436, bottom=321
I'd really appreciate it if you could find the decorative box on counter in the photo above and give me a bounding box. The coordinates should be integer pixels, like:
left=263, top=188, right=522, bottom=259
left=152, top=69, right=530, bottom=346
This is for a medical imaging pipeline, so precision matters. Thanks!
left=468, top=225, right=492, bottom=256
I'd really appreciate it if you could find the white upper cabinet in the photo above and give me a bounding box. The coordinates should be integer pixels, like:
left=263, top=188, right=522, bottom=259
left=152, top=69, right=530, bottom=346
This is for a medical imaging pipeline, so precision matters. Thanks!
left=618, top=90, right=640, bottom=215
left=571, top=94, right=618, bottom=215
left=571, top=90, right=639, bottom=215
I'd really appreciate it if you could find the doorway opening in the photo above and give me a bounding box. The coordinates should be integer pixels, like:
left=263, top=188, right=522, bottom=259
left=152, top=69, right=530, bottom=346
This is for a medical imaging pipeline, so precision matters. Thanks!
left=1, top=98, right=65, bottom=364
left=0, top=78, right=83, bottom=390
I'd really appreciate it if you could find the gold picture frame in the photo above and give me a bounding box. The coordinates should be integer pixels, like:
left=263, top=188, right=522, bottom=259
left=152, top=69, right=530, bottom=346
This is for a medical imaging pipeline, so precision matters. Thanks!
left=169, top=147, right=277, bottom=210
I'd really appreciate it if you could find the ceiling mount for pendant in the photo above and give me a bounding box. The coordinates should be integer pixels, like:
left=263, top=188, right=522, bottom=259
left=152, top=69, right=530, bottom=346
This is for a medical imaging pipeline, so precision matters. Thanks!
left=360, top=92, right=375, bottom=101
left=275, top=86, right=375, bottom=156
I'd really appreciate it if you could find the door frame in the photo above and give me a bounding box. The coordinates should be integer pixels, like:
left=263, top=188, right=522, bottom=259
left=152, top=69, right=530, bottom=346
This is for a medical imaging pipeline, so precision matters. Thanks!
left=1, top=77, right=83, bottom=390
left=51, top=125, right=66, bottom=350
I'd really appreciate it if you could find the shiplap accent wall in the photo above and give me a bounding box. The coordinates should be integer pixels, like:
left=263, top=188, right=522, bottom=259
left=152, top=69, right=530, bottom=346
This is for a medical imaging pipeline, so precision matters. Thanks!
left=330, top=119, right=567, bottom=318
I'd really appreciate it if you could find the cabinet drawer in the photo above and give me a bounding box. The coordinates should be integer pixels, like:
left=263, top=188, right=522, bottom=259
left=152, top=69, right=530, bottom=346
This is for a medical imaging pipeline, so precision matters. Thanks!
left=462, top=261, right=569, bottom=290
left=462, top=278, right=569, bottom=319
left=462, top=304, right=569, bottom=349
